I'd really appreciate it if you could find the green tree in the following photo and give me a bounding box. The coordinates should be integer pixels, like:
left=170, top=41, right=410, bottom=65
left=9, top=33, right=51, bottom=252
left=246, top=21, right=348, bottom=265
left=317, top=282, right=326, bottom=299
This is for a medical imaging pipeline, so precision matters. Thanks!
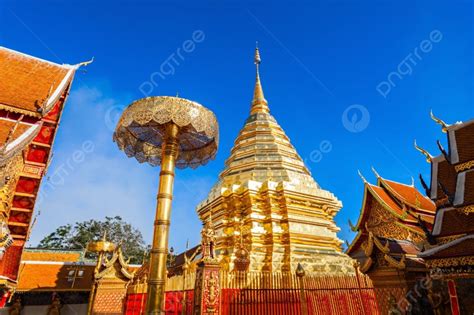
left=38, top=216, right=148, bottom=264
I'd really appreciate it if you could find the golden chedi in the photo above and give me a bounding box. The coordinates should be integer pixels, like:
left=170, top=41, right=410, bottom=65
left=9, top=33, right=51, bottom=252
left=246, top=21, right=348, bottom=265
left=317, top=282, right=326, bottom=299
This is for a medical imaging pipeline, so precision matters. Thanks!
left=197, top=47, right=354, bottom=273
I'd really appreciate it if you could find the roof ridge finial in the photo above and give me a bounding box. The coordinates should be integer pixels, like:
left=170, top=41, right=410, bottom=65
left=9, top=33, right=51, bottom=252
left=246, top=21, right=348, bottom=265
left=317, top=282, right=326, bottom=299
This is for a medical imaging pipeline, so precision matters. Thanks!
left=357, top=170, right=368, bottom=184
left=414, top=140, right=433, bottom=163
left=251, top=43, right=269, bottom=115
left=430, top=109, right=450, bottom=133
left=371, top=166, right=381, bottom=179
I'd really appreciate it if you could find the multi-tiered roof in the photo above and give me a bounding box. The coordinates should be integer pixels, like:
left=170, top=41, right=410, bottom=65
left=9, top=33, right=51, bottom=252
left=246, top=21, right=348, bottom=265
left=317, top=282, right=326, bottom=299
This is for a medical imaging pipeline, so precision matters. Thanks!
left=418, top=115, right=474, bottom=269
left=347, top=170, right=436, bottom=273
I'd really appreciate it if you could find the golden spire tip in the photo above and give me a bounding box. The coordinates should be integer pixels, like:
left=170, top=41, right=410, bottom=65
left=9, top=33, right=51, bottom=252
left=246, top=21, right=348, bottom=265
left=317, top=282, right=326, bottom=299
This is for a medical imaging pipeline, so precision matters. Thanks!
left=250, top=43, right=268, bottom=114
left=254, top=43, right=261, bottom=65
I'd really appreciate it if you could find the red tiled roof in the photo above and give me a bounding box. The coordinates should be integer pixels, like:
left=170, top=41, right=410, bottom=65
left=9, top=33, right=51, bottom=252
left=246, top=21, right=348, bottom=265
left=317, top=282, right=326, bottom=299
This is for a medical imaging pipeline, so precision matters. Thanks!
left=0, top=47, right=72, bottom=116
left=381, top=179, right=435, bottom=213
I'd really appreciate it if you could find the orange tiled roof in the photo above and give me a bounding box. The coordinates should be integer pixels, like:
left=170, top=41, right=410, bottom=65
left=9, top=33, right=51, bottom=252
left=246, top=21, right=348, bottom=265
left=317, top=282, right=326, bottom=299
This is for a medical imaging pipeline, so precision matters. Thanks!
left=0, top=47, right=71, bottom=115
left=0, top=119, right=31, bottom=145
left=381, top=179, right=435, bottom=213
left=17, top=262, right=94, bottom=291
left=369, top=185, right=411, bottom=218
left=21, top=250, right=82, bottom=262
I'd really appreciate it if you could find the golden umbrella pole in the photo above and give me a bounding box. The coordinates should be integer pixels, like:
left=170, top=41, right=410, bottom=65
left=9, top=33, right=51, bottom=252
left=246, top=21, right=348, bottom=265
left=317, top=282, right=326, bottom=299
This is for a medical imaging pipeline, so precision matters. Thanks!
left=113, top=96, right=219, bottom=315
left=147, top=123, right=179, bottom=313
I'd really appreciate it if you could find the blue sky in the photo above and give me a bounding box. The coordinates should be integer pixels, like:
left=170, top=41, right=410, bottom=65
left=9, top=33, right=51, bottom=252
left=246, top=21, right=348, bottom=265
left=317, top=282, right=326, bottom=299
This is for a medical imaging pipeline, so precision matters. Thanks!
left=1, top=1, right=473, bottom=252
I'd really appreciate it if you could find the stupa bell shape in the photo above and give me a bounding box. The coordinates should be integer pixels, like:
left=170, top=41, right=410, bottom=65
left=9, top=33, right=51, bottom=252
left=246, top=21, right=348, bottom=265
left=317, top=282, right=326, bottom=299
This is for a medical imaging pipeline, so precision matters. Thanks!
left=197, top=47, right=354, bottom=273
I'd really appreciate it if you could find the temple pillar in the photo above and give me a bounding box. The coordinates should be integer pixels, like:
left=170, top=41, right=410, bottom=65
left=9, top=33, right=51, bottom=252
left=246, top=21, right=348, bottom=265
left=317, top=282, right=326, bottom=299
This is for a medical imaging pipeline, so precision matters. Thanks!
left=193, top=260, right=221, bottom=315
left=194, top=214, right=221, bottom=315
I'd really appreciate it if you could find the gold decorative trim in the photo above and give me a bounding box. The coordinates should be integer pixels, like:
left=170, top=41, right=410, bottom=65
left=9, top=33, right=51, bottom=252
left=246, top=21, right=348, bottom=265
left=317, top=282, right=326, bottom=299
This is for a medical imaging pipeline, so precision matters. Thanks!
left=455, top=160, right=474, bottom=172
left=458, top=205, right=474, bottom=215
left=0, top=104, right=40, bottom=118
left=372, top=233, right=390, bottom=254
left=437, top=234, right=464, bottom=245
left=425, top=256, right=474, bottom=268
left=384, top=254, right=406, bottom=270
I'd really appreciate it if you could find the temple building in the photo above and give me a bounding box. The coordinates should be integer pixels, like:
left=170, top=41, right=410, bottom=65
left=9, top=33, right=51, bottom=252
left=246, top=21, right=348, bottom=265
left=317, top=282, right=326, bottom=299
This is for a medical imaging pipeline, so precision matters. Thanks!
left=346, top=169, right=437, bottom=313
left=8, top=249, right=95, bottom=314
left=348, top=113, right=474, bottom=314
left=196, top=47, right=354, bottom=273
left=0, top=47, right=91, bottom=297
left=417, top=115, right=474, bottom=314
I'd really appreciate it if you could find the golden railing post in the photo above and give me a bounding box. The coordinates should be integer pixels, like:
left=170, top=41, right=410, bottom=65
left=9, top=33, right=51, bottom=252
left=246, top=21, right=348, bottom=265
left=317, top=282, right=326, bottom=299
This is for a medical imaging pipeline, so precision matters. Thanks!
left=296, top=263, right=308, bottom=315
left=147, top=123, right=179, bottom=313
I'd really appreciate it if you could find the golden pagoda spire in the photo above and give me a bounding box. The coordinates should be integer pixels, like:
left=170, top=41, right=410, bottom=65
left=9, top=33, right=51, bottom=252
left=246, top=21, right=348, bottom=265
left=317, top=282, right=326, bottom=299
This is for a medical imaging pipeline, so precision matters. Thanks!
left=251, top=42, right=269, bottom=115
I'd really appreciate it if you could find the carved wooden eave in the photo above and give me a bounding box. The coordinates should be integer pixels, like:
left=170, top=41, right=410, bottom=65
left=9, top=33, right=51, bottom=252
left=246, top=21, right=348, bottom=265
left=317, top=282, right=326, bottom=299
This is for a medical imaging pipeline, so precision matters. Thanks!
left=0, top=121, right=42, bottom=167
left=370, top=232, right=390, bottom=254
left=384, top=253, right=406, bottom=270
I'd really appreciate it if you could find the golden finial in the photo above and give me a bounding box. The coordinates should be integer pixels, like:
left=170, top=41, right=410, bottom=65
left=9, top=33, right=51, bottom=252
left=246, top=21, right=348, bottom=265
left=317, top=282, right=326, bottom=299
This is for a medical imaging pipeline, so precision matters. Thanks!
left=254, top=41, right=261, bottom=65
left=414, top=140, right=433, bottom=163
left=251, top=43, right=269, bottom=114
left=430, top=110, right=450, bottom=133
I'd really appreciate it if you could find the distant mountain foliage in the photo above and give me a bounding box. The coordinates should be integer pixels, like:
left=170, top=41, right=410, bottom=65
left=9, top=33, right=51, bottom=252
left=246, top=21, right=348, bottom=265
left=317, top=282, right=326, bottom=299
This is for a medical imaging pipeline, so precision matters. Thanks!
left=38, top=216, right=148, bottom=264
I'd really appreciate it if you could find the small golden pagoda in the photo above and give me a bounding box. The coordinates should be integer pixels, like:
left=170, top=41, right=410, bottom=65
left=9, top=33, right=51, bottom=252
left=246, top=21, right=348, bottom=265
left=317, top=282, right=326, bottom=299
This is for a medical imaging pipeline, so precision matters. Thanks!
left=196, top=46, right=354, bottom=273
